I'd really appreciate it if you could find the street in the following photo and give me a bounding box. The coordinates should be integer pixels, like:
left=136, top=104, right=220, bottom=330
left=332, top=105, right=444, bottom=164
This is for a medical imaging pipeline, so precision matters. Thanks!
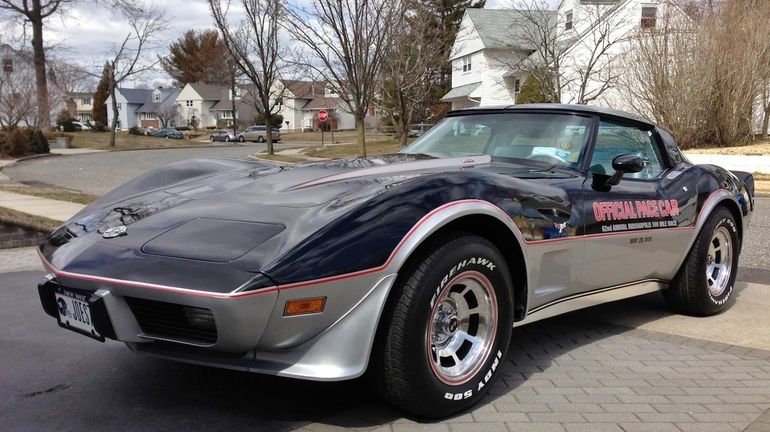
left=1, top=144, right=305, bottom=195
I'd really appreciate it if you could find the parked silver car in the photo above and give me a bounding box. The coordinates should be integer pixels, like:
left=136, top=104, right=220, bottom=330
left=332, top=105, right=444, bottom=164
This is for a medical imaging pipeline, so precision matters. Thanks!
left=237, top=125, right=281, bottom=143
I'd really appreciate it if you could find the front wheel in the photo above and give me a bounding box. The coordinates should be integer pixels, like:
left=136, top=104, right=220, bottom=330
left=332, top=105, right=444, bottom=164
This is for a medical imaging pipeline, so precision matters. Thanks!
left=238, top=136, right=245, bottom=143
left=370, top=234, right=514, bottom=418
left=663, top=207, right=739, bottom=316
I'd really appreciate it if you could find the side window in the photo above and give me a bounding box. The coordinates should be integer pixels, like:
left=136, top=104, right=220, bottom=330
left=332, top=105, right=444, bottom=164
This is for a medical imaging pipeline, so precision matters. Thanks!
left=590, top=121, right=665, bottom=179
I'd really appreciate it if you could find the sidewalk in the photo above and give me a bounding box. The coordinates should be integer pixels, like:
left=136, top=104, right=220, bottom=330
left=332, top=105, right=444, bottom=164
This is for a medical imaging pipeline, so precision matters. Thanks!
left=0, top=246, right=42, bottom=273
left=684, top=153, right=770, bottom=174
left=0, top=190, right=84, bottom=221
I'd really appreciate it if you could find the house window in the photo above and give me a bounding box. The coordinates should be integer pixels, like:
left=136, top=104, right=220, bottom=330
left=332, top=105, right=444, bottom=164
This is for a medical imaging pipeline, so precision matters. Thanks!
left=565, top=10, right=573, bottom=30
left=514, top=79, right=521, bottom=94
left=462, top=55, right=472, bottom=73
left=153, top=91, right=160, bottom=102
left=2, top=58, right=12, bottom=73
left=185, top=100, right=193, bottom=107
left=641, top=6, right=657, bottom=28
left=116, top=103, right=122, bottom=111
left=81, top=97, right=91, bottom=105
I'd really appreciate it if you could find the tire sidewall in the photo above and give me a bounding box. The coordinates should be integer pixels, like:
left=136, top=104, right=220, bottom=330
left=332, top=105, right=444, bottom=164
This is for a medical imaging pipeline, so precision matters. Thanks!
left=700, top=211, right=739, bottom=307
left=402, top=239, right=513, bottom=412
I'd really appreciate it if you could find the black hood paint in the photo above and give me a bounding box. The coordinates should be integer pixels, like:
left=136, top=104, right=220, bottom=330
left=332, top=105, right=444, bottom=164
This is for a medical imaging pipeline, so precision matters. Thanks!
left=39, top=155, right=579, bottom=293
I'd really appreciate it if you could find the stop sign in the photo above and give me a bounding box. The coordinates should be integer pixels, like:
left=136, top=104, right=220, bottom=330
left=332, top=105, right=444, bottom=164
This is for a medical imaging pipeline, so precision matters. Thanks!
left=318, top=109, right=329, bottom=122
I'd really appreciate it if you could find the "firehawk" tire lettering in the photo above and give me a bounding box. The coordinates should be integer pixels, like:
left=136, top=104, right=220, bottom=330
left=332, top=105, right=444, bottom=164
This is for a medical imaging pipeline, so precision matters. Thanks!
left=430, top=258, right=497, bottom=308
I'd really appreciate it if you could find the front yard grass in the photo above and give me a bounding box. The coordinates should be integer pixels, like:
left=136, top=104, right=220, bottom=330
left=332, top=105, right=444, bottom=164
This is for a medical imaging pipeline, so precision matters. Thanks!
left=687, top=140, right=770, bottom=155
left=54, top=131, right=218, bottom=150
left=303, top=140, right=407, bottom=158
left=280, top=129, right=397, bottom=145
left=250, top=154, right=313, bottom=164
left=0, top=186, right=98, bottom=205
left=0, top=206, right=60, bottom=233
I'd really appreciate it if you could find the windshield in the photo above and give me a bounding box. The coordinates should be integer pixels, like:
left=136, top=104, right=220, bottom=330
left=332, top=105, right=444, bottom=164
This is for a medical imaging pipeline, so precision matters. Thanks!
left=401, top=113, right=592, bottom=169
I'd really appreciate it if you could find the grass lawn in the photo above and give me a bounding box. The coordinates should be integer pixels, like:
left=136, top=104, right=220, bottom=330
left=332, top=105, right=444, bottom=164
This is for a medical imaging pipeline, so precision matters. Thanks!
left=304, top=140, right=407, bottom=158
left=250, top=154, right=313, bottom=164
left=0, top=186, right=98, bottom=205
left=0, top=206, right=61, bottom=232
left=53, top=131, right=218, bottom=150
left=687, top=140, right=770, bottom=155
left=281, top=129, right=397, bottom=144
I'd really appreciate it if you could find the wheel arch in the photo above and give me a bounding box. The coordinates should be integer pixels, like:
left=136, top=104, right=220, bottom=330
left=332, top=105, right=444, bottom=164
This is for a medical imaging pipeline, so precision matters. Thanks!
left=714, top=199, right=743, bottom=245
left=385, top=202, right=529, bottom=325
left=697, top=191, right=744, bottom=246
left=671, top=190, right=744, bottom=276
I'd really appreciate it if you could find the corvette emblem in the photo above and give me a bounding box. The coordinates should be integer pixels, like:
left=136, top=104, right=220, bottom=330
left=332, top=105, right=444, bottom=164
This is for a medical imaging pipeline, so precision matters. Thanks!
left=102, top=225, right=127, bottom=239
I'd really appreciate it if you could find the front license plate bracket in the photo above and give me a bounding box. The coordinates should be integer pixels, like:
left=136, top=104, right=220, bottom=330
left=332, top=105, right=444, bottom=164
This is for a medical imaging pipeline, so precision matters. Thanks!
left=54, top=286, right=105, bottom=342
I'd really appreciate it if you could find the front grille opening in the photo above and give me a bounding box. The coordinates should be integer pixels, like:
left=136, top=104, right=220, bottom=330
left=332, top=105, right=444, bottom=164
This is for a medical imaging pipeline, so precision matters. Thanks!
left=124, top=297, right=217, bottom=345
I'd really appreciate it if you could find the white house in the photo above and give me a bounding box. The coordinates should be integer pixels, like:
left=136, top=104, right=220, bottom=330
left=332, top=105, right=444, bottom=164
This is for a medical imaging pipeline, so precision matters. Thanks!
left=273, top=79, right=379, bottom=131
left=441, top=3, right=674, bottom=112
left=176, top=82, right=227, bottom=128
left=441, top=9, right=555, bottom=109
left=107, top=88, right=151, bottom=130
left=0, top=44, right=40, bottom=127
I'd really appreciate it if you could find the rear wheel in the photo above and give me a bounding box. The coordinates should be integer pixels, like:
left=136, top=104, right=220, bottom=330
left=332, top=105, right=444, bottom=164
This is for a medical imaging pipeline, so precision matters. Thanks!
left=257, top=136, right=265, bottom=143
left=210, top=136, right=215, bottom=142
left=663, top=207, right=739, bottom=316
left=370, top=234, right=514, bottom=418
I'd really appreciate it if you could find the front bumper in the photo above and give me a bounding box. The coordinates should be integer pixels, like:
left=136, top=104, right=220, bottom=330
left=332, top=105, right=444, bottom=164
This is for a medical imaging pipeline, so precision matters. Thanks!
left=36, top=269, right=398, bottom=381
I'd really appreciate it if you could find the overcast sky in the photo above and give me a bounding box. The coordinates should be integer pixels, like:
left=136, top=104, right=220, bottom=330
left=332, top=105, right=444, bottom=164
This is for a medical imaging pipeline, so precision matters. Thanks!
left=6, top=0, right=514, bottom=88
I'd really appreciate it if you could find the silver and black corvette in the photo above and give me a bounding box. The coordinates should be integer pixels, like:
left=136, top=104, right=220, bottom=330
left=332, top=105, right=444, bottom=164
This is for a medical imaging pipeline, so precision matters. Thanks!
left=37, top=104, right=754, bottom=418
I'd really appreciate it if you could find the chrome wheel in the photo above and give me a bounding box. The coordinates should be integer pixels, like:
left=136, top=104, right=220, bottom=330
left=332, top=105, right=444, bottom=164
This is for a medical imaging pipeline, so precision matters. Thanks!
left=426, top=271, right=497, bottom=385
left=706, top=226, right=733, bottom=297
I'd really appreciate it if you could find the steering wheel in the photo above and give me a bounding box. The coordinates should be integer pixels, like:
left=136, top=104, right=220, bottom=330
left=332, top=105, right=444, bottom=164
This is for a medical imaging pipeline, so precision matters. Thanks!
left=526, top=153, right=567, bottom=165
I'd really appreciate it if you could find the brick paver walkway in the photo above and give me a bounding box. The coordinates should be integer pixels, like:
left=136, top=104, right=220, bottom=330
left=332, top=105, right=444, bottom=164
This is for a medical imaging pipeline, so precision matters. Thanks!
left=301, top=316, right=770, bottom=432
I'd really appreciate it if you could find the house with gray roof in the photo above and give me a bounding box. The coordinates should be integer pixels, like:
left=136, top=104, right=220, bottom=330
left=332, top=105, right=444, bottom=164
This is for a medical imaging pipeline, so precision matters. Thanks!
left=107, top=88, right=154, bottom=130
left=176, top=82, right=260, bottom=129
left=441, top=8, right=556, bottom=109
left=135, top=87, right=182, bottom=129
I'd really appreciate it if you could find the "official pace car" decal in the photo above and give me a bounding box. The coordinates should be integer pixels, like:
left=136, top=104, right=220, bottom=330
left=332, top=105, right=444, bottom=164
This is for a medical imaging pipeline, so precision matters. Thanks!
left=593, top=199, right=680, bottom=233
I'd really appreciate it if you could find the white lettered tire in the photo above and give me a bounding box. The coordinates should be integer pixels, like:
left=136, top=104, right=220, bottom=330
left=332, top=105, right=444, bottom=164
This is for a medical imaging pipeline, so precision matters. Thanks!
left=664, top=207, right=739, bottom=316
left=370, top=233, right=514, bottom=418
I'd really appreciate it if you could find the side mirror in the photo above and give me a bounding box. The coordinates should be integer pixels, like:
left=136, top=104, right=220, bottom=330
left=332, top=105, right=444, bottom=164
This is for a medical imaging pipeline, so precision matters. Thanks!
left=606, top=154, right=646, bottom=186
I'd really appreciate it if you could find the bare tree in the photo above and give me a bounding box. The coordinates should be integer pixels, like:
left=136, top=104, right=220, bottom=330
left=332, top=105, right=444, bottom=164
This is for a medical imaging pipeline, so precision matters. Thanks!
left=105, top=4, right=165, bottom=146
left=48, top=60, right=96, bottom=122
left=562, top=4, right=630, bottom=104
left=0, top=45, right=37, bottom=132
left=620, top=0, right=770, bottom=148
left=377, top=1, right=443, bottom=145
left=761, top=81, right=770, bottom=140
left=502, top=1, right=563, bottom=102
left=283, top=0, right=401, bottom=156
left=210, top=0, right=283, bottom=155
left=156, top=103, right=179, bottom=129
left=619, top=3, right=711, bottom=148
left=0, top=0, right=69, bottom=130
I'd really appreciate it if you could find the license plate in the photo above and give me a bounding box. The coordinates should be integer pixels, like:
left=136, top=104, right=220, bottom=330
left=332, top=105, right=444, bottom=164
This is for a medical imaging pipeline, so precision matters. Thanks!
left=54, top=287, right=102, bottom=341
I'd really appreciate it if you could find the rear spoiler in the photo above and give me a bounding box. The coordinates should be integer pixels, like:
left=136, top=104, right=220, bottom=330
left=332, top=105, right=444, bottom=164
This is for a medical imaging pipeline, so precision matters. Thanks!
left=731, top=170, right=755, bottom=198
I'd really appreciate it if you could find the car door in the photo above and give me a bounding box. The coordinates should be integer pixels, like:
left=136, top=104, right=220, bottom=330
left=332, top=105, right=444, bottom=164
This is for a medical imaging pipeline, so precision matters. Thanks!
left=580, top=118, right=693, bottom=291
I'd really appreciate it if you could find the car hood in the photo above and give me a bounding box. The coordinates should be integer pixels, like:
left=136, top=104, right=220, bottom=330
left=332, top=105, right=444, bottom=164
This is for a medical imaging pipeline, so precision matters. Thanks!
left=39, top=154, right=560, bottom=293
